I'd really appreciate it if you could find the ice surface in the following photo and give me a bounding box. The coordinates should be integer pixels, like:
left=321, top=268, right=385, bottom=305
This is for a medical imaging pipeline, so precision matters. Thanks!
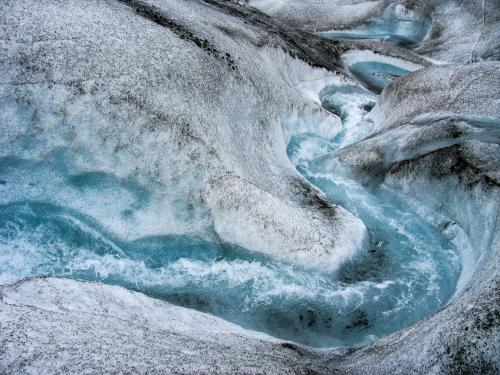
left=0, top=0, right=499, bottom=373
left=416, top=0, right=500, bottom=63
left=0, top=277, right=325, bottom=374
left=0, top=0, right=366, bottom=270
left=340, top=50, right=423, bottom=93
left=322, top=3, right=432, bottom=48
left=246, top=0, right=385, bottom=31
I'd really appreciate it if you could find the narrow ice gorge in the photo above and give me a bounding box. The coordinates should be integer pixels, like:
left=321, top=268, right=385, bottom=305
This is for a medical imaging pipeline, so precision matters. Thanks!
left=0, top=0, right=498, bottom=374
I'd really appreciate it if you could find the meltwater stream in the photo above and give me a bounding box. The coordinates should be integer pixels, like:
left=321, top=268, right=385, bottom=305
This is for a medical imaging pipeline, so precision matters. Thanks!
left=0, top=13, right=462, bottom=349
left=0, top=82, right=461, bottom=349
left=321, top=3, right=432, bottom=48
left=281, top=56, right=463, bottom=345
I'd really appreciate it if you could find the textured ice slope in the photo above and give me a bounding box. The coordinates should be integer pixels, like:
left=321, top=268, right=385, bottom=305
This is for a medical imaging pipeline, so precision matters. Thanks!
left=416, top=0, right=500, bottom=63
left=246, top=0, right=385, bottom=31
left=0, top=277, right=330, bottom=374
left=248, top=0, right=500, bottom=63
left=0, top=0, right=366, bottom=270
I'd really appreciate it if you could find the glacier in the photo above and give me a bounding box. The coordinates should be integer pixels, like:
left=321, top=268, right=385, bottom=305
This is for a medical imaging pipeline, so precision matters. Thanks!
left=0, top=0, right=499, bottom=374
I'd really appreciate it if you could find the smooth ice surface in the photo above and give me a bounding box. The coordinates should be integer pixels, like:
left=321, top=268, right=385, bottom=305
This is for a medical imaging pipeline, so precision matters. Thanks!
left=348, top=62, right=410, bottom=93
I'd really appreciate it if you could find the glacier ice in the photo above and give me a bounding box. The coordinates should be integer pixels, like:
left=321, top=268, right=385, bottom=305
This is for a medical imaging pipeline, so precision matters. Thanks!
left=321, top=3, right=432, bottom=48
left=0, top=0, right=499, bottom=373
left=247, top=0, right=385, bottom=31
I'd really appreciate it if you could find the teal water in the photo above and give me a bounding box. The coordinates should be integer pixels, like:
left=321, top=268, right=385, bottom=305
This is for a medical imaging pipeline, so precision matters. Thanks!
left=284, top=78, right=462, bottom=345
left=322, top=3, right=432, bottom=48
left=0, top=135, right=460, bottom=348
left=0, top=10, right=461, bottom=349
left=348, top=61, right=410, bottom=93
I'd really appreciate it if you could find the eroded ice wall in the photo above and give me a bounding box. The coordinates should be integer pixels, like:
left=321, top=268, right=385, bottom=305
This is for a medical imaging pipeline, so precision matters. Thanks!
left=0, top=0, right=367, bottom=271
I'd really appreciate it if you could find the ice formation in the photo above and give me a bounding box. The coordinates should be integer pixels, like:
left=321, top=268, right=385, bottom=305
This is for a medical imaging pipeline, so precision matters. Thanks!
left=0, top=0, right=498, bottom=373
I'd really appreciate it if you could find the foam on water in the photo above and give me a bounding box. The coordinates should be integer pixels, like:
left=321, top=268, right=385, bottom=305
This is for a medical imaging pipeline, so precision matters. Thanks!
left=284, top=63, right=463, bottom=345
left=0, top=10, right=468, bottom=350
left=0, top=74, right=462, bottom=348
left=0, top=196, right=452, bottom=347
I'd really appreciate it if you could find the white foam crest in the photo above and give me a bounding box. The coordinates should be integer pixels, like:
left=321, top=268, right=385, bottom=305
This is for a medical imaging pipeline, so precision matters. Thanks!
left=0, top=237, right=402, bottom=310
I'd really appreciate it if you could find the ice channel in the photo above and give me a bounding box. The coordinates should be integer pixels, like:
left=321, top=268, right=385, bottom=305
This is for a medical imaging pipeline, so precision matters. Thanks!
left=321, top=3, right=432, bottom=48
left=0, top=11, right=465, bottom=349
